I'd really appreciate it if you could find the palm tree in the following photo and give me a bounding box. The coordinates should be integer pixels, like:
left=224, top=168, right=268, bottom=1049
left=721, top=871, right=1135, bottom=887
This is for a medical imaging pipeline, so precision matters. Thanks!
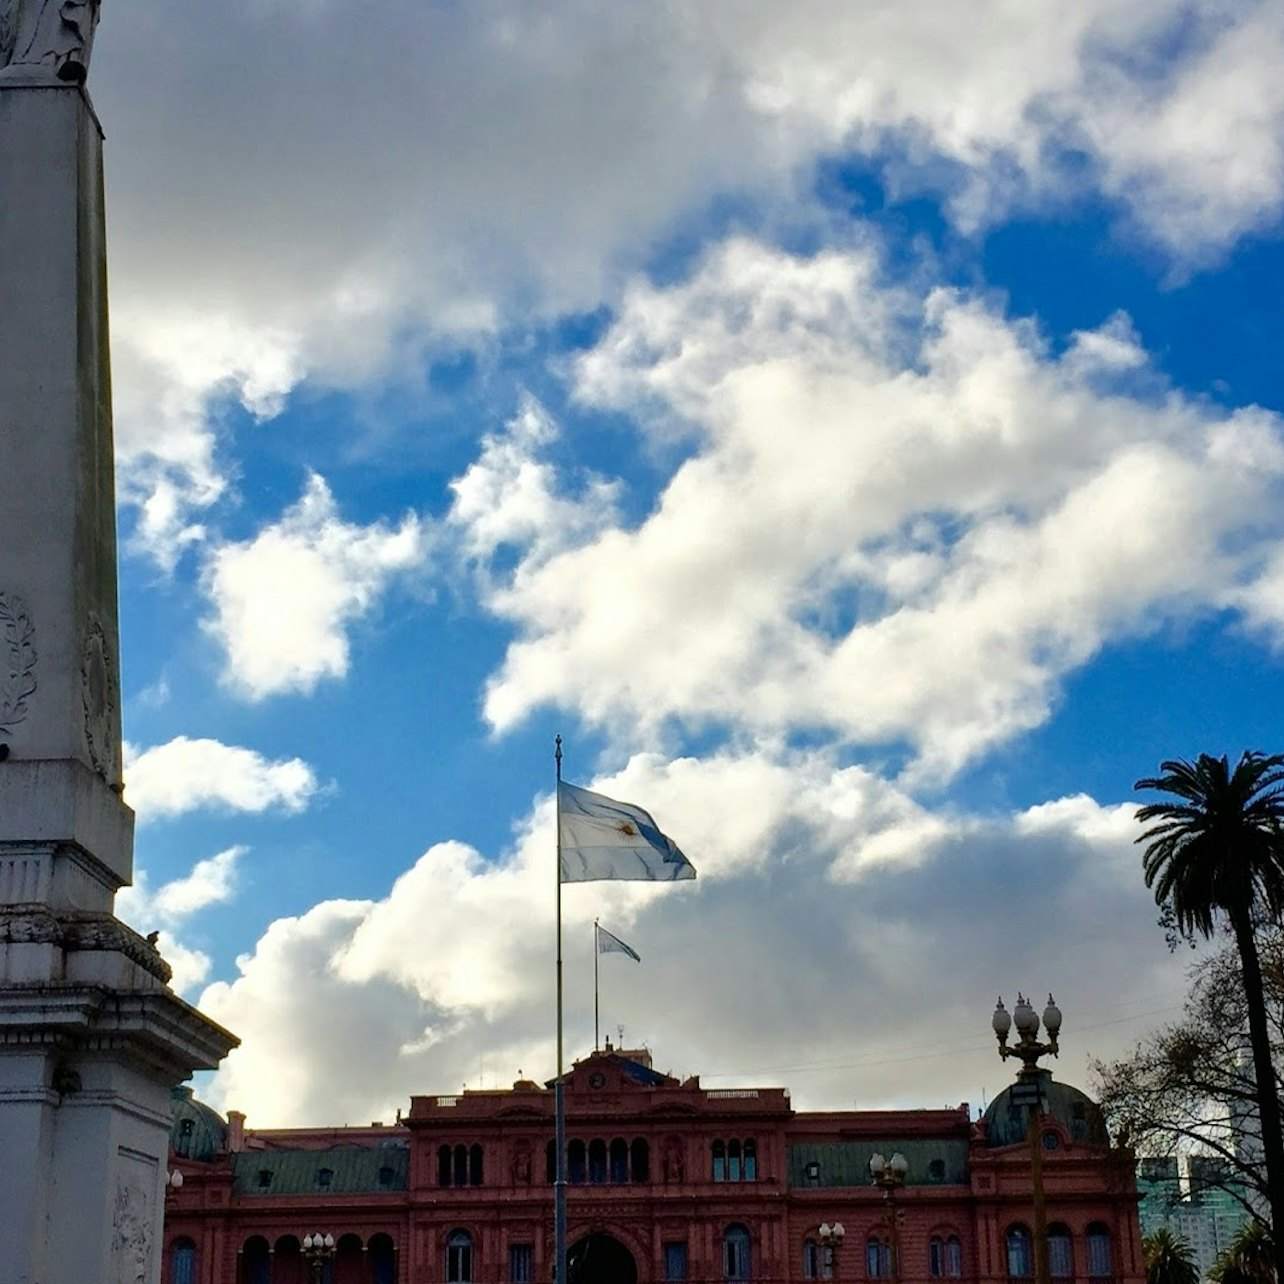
left=1211, top=1221, right=1275, bottom=1284
left=1144, top=1228, right=1200, bottom=1284
left=1135, top=751, right=1284, bottom=1281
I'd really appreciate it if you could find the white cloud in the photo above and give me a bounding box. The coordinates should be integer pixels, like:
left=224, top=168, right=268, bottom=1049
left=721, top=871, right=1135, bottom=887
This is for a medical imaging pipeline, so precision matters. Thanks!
left=203, top=474, right=428, bottom=700
left=117, top=847, right=247, bottom=996
left=119, top=846, right=247, bottom=928
left=93, top=1, right=1284, bottom=555
left=1073, top=2, right=1284, bottom=260
left=152, top=847, right=245, bottom=919
left=447, top=396, right=620, bottom=575
left=465, top=237, right=1284, bottom=778
left=152, top=931, right=215, bottom=996
left=123, top=736, right=320, bottom=821
left=195, top=750, right=1178, bottom=1127
left=1228, top=544, right=1284, bottom=645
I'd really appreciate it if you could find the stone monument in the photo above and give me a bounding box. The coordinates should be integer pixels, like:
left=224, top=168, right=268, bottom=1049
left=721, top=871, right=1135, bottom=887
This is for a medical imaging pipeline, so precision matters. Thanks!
left=0, top=5, right=239, bottom=1282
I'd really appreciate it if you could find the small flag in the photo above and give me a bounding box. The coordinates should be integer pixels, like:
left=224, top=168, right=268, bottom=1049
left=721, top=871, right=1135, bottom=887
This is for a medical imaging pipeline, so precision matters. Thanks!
left=597, top=924, right=641, bottom=962
left=558, top=780, right=697, bottom=883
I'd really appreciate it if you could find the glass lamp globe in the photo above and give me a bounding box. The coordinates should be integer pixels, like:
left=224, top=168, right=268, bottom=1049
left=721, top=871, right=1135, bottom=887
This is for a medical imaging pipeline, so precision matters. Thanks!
left=992, top=998, right=1011, bottom=1039
left=1013, top=993, right=1038, bottom=1037
left=1042, top=994, right=1062, bottom=1036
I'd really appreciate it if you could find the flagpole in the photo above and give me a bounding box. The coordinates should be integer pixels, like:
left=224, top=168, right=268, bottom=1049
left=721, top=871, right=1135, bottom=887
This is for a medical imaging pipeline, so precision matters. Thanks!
left=594, top=919, right=600, bottom=1051
left=554, top=736, right=567, bottom=1284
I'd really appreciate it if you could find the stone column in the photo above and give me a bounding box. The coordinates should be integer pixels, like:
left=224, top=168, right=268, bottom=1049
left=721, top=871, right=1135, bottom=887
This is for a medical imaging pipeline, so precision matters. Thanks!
left=0, top=53, right=238, bottom=1284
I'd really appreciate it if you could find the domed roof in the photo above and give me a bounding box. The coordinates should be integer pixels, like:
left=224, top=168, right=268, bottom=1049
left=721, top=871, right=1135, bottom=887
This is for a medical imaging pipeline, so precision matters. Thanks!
left=982, top=1070, right=1109, bottom=1148
left=170, top=1085, right=228, bottom=1162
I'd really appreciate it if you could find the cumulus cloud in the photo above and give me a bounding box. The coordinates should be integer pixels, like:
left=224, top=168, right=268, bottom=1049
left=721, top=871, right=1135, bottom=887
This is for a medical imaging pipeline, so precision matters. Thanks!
left=447, top=396, right=620, bottom=575
left=203, top=474, right=428, bottom=700
left=197, top=751, right=1177, bottom=1127
left=92, top=1, right=1284, bottom=554
left=119, top=845, right=246, bottom=925
left=117, top=846, right=249, bottom=996
left=459, top=237, right=1284, bottom=778
left=123, top=736, right=320, bottom=821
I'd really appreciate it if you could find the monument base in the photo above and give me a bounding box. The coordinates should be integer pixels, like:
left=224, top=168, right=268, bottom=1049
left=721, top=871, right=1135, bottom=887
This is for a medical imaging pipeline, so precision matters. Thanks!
left=0, top=971, right=237, bottom=1284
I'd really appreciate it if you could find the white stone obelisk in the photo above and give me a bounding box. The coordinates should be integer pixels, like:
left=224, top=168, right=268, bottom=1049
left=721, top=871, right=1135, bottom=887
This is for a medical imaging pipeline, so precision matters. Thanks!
left=0, top=6, right=238, bottom=1283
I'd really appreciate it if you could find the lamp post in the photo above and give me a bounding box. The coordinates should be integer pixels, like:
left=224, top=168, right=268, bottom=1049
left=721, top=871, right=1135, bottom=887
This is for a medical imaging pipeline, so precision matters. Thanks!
left=302, top=1232, right=336, bottom=1284
left=993, top=993, right=1062, bottom=1284
left=870, top=1152, right=908, bottom=1284
left=819, top=1221, right=846, bottom=1279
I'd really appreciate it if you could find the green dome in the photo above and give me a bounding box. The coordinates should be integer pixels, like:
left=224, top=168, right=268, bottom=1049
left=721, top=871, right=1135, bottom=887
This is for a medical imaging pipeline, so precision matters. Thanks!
left=982, top=1071, right=1109, bottom=1148
left=170, top=1085, right=228, bottom=1162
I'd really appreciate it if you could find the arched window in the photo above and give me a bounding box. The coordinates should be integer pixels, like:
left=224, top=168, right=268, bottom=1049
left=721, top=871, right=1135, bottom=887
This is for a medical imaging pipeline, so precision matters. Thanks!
left=631, top=1137, right=650, bottom=1183
left=447, top=1230, right=474, bottom=1284
left=610, top=1138, right=629, bottom=1183
left=568, top=1139, right=586, bottom=1185
left=453, top=1144, right=468, bottom=1186
left=1087, top=1224, right=1112, bottom=1279
left=170, top=1238, right=197, bottom=1284
left=369, top=1234, right=396, bottom=1284
left=1006, top=1227, right=1033, bottom=1279
left=241, top=1236, right=271, bottom=1284
left=1048, top=1225, right=1073, bottom=1279
left=928, top=1159, right=946, bottom=1182
left=723, top=1225, right=752, bottom=1281
left=546, top=1139, right=556, bottom=1184
left=469, top=1143, right=483, bottom=1186
left=804, top=1239, right=821, bottom=1280
left=946, top=1237, right=962, bottom=1278
left=867, top=1238, right=892, bottom=1279
left=930, top=1238, right=945, bottom=1278
left=728, top=1138, right=743, bottom=1182
left=589, top=1138, right=608, bottom=1184
left=712, top=1140, right=727, bottom=1182
left=743, top=1139, right=757, bottom=1181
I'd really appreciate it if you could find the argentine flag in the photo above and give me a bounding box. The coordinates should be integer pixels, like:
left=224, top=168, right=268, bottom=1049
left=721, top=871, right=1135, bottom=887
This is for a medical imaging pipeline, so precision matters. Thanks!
left=597, top=924, right=641, bottom=962
left=558, top=781, right=697, bottom=883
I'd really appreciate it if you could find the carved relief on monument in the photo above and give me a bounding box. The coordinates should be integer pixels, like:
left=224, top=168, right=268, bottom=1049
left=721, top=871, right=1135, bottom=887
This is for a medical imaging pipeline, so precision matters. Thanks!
left=0, top=0, right=100, bottom=84
left=112, top=1167, right=156, bottom=1284
left=0, top=590, right=36, bottom=757
left=81, top=612, right=118, bottom=782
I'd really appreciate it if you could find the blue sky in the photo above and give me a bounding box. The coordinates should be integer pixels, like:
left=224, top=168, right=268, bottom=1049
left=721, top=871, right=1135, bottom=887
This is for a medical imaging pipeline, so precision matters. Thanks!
left=89, top=0, right=1284, bottom=1126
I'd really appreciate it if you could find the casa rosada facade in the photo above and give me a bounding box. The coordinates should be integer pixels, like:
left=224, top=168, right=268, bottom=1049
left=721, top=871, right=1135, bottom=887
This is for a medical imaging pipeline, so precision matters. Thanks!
left=163, top=1045, right=1143, bottom=1284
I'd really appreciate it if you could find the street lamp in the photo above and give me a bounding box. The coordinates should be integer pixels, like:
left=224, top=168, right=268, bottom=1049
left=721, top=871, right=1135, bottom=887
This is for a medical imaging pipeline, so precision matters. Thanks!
left=870, top=1153, right=908, bottom=1284
left=993, top=994, right=1062, bottom=1284
left=164, top=1169, right=183, bottom=1201
left=303, top=1232, right=336, bottom=1284
left=818, top=1221, right=846, bottom=1278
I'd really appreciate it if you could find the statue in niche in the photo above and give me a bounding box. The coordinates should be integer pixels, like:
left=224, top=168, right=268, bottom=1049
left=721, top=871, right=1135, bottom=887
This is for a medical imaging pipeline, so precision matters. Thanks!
left=510, top=1144, right=532, bottom=1186
left=0, top=0, right=101, bottom=84
left=663, top=1141, right=684, bottom=1183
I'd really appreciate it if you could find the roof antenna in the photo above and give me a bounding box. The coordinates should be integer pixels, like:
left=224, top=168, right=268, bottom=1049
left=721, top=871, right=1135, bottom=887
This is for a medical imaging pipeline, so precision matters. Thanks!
left=617, top=1024, right=625, bottom=1047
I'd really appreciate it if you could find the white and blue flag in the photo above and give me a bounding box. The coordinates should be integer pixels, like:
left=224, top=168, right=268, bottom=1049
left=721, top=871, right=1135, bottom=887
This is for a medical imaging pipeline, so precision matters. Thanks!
left=558, top=781, right=696, bottom=883
left=596, top=923, right=641, bottom=962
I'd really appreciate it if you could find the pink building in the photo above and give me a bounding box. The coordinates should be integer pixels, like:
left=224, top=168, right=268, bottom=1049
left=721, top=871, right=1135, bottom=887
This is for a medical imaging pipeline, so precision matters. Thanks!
left=163, top=1044, right=1142, bottom=1284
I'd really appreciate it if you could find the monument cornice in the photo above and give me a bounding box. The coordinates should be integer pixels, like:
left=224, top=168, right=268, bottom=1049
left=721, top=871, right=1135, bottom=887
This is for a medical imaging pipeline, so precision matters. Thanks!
left=0, top=904, right=173, bottom=982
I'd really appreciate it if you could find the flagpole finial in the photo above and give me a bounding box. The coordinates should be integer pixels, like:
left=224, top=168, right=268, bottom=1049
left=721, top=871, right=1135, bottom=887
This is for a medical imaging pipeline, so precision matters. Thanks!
left=555, top=734, right=562, bottom=767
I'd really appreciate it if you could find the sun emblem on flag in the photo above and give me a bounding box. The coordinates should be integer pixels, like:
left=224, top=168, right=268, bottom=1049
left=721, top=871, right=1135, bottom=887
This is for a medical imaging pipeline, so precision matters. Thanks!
left=616, top=821, right=637, bottom=836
